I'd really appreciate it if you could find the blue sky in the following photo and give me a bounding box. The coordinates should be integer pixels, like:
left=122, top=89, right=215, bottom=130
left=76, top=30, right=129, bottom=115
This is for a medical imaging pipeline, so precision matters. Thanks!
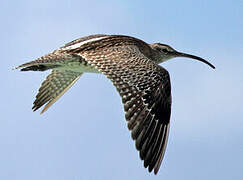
left=1, top=0, right=243, bottom=179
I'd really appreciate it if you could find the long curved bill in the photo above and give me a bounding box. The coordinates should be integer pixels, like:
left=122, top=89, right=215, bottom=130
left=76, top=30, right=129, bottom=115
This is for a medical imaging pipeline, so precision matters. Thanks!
left=176, top=52, right=215, bottom=69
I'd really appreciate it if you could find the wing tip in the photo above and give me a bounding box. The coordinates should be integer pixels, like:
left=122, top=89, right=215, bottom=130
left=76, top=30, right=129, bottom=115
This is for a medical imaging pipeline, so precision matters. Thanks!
left=153, top=123, right=170, bottom=174
left=141, top=123, right=170, bottom=175
left=32, top=104, right=48, bottom=114
left=40, top=104, right=50, bottom=114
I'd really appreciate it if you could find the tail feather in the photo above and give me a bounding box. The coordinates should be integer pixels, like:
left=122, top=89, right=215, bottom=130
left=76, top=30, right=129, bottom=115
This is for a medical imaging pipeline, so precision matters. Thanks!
left=13, top=52, right=77, bottom=71
left=20, top=64, right=59, bottom=71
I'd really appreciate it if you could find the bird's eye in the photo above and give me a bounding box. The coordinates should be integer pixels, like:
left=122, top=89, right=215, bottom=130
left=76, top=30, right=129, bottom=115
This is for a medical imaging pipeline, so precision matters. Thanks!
left=162, top=48, right=169, bottom=53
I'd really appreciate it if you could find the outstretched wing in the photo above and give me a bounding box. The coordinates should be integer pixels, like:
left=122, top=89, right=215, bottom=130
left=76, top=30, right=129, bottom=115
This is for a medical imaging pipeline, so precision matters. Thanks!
left=32, top=70, right=82, bottom=113
left=77, top=45, right=172, bottom=174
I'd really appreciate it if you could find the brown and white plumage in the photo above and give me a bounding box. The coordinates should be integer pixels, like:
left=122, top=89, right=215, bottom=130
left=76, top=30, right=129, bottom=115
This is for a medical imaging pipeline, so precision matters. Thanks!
left=33, top=70, right=82, bottom=113
left=15, top=34, right=215, bottom=174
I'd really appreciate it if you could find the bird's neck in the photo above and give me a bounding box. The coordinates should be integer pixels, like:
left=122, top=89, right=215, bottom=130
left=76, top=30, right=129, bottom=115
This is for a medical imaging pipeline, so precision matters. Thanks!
left=150, top=50, right=171, bottom=64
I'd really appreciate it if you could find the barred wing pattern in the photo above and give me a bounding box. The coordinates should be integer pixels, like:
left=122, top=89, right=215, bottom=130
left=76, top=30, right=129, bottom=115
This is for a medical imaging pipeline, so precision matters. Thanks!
left=32, top=70, right=82, bottom=113
left=79, top=45, right=172, bottom=174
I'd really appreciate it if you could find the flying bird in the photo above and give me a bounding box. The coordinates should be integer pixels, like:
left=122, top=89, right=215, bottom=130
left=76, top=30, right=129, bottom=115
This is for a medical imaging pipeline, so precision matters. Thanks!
left=15, top=34, right=215, bottom=174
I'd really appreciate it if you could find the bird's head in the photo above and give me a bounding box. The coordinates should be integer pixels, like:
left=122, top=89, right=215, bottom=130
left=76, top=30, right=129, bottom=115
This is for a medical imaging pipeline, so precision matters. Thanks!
left=150, top=43, right=215, bottom=69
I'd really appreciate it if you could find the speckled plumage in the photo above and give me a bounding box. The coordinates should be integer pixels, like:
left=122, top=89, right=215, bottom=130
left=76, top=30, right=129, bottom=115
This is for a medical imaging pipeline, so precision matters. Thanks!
left=32, top=70, right=82, bottom=113
left=15, top=34, right=214, bottom=174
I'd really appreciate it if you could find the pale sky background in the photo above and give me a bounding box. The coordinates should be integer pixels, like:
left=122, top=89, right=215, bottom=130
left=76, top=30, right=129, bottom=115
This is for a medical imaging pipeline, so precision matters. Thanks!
left=1, top=0, right=243, bottom=179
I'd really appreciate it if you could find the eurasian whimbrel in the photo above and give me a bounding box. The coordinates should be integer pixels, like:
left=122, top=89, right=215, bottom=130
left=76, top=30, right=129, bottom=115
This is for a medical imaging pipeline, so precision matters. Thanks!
left=15, top=34, right=215, bottom=174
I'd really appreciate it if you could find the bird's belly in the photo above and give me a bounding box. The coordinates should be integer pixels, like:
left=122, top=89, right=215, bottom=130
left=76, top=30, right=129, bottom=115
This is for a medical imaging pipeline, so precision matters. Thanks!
left=55, top=62, right=100, bottom=73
